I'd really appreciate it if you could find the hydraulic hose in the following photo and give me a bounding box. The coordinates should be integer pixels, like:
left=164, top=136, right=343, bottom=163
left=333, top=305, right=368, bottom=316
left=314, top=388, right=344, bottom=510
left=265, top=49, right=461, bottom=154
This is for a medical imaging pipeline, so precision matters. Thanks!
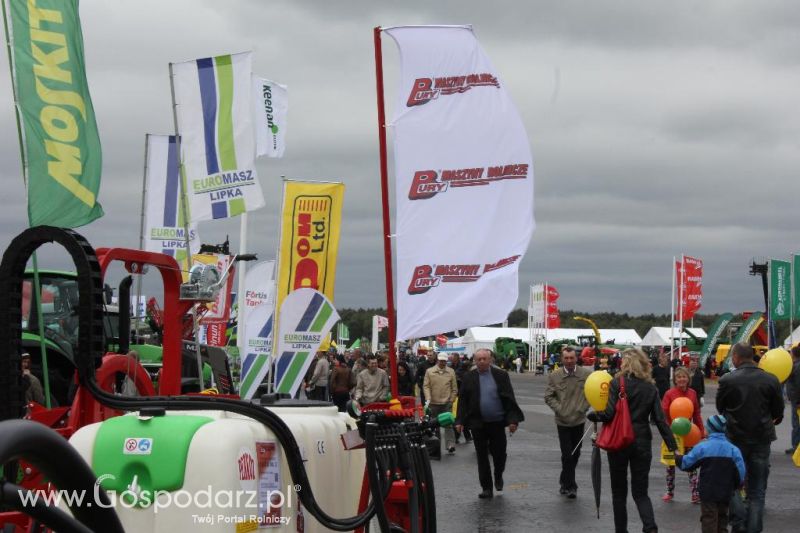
left=0, top=419, right=123, bottom=533
left=0, top=482, right=93, bottom=533
left=365, top=420, right=391, bottom=533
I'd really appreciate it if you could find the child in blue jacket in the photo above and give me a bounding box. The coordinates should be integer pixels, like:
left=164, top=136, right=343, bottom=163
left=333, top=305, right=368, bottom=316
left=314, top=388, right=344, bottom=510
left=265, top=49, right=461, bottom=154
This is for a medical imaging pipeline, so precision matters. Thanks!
left=676, top=414, right=746, bottom=533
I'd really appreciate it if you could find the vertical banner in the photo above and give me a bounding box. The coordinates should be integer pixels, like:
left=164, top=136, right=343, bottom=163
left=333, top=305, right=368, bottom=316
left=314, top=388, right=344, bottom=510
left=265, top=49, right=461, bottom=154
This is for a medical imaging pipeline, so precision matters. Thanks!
left=698, top=312, right=733, bottom=367
left=371, top=315, right=389, bottom=352
left=171, top=52, right=265, bottom=221
left=545, top=284, right=560, bottom=328
left=274, top=181, right=344, bottom=317
left=5, top=0, right=104, bottom=227
left=143, top=135, right=199, bottom=272
left=794, top=254, right=800, bottom=319
left=385, top=26, right=535, bottom=341
left=239, top=261, right=276, bottom=400
left=252, top=76, right=288, bottom=158
left=273, top=289, right=339, bottom=397
left=676, top=256, right=703, bottom=321
left=770, top=259, right=790, bottom=320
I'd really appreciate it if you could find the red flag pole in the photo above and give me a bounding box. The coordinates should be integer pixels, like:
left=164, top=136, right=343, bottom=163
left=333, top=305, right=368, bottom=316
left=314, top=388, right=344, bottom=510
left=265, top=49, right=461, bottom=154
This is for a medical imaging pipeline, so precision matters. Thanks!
left=373, top=26, right=398, bottom=397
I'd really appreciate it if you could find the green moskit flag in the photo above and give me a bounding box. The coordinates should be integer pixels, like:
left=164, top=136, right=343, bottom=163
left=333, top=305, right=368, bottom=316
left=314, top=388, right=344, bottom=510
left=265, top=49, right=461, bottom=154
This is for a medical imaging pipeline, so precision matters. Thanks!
left=5, top=0, right=103, bottom=227
left=769, top=259, right=790, bottom=320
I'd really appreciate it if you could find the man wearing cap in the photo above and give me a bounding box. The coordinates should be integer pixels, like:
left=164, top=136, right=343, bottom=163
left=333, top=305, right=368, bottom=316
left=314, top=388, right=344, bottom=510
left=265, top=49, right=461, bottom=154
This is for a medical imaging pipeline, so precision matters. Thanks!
left=424, top=352, right=458, bottom=453
left=20, top=353, right=45, bottom=405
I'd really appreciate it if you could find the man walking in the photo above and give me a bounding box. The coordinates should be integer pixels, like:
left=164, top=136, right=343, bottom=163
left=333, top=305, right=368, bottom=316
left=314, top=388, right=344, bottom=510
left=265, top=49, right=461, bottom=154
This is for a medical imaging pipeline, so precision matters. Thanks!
left=716, top=343, right=784, bottom=533
left=417, top=350, right=437, bottom=406
left=785, top=345, right=800, bottom=454
left=455, top=349, right=524, bottom=499
left=544, top=346, right=591, bottom=499
left=423, top=352, right=459, bottom=453
left=354, top=356, right=389, bottom=405
left=307, top=351, right=330, bottom=401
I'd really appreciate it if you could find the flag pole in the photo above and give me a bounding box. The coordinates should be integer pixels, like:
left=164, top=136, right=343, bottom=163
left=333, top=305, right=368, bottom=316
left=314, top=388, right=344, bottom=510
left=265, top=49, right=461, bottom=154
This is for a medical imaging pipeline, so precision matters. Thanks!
left=678, top=254, right=684, bottom=362
left=373, top=26, right=398, bottom=397
left=134, top=134, right=150, bottom=341
left=2, top=0, right=50, bottom=407
left=266, top=178, right=288, bottom=394
left=169, top=62, right=204, bottom=387
left=236, top=212, right=249, bottom=373
left=670, top=257, right=676, bottom=361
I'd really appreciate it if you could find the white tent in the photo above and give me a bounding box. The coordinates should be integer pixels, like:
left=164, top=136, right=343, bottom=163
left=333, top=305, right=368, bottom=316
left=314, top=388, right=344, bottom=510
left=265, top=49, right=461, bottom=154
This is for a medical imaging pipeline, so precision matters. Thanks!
left=640, top=327, right=707, bottom=347
left=455, top=326, right=642, bottom=355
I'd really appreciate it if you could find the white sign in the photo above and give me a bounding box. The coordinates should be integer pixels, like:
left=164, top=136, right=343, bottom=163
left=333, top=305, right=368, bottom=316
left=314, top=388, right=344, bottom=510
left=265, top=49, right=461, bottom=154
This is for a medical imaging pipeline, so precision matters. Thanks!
left=385, top=26, right=535, bottom=341
left=252, top=76, right=288, bottom=158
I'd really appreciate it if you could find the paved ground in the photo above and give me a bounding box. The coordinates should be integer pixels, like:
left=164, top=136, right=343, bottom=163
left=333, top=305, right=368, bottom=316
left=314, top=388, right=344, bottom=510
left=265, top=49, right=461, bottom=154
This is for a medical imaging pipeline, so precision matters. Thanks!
left=430, top=372, right=798, bottom=532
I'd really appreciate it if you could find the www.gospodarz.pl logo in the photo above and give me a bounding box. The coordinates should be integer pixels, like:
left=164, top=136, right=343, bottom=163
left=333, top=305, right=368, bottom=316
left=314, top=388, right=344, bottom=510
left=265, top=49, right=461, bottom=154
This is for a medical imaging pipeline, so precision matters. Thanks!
left=408, top=255, right=521, bottom=295
left=406, top=73, right=500, bottom=106
left=408, top=163, right=529, bottom=200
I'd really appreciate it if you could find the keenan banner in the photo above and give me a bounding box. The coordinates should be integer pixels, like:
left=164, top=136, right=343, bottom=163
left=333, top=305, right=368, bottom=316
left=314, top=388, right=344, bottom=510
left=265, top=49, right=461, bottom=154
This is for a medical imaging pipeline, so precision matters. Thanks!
left=384, top=25, right=535, bottom=341
left=252, top=76, right=288, bottom=158
left=171, top=51, right=265, bottom=221
left=274, top=181, right=344, bottom=317
left=239, top=261, right=276, bottom=400
left=6, top=0, right=103, bottom=227
left=273, top=288, right=339, bottom=397
left=769, top=259, right=790, bottom=320
left=143, top=135, right=199, bottom=272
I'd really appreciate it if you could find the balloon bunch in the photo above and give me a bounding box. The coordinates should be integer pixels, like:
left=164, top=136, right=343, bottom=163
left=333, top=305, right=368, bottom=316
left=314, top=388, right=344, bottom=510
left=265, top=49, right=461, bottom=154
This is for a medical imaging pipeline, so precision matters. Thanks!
left=669, top=397, right=701, bottom=448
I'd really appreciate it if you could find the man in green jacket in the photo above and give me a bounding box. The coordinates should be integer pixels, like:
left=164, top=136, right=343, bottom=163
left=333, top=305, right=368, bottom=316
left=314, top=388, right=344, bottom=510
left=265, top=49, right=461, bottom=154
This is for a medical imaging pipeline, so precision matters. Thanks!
left=544, top=346, right=591, bottom=499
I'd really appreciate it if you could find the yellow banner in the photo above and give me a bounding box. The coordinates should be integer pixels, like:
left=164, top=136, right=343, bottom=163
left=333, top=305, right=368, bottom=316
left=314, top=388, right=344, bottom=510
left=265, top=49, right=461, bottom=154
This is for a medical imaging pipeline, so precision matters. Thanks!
left=275, top=181, right=344, bottom=315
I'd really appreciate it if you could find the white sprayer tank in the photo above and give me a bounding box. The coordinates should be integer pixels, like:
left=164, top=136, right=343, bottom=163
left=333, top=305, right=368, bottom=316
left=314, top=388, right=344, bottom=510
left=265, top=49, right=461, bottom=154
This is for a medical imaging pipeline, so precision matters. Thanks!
left=67, top=403, right=365, bottom=532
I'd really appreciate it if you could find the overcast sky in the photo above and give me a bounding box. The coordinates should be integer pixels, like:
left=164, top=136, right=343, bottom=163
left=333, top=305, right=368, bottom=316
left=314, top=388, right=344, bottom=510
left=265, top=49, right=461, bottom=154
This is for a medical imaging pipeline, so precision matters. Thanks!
left=1, top=0, right=798, bottom=318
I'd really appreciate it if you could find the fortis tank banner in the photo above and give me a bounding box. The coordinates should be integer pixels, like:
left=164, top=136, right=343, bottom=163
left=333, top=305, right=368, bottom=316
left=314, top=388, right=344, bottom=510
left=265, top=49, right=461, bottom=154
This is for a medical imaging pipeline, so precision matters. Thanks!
left=384, top=25, right=535, bottom=341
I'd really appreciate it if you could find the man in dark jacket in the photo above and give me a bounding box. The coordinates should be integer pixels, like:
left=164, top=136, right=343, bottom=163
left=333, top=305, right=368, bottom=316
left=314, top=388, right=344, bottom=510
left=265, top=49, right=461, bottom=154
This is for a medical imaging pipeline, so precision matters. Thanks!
left=716, top=343, right=784, bottom=533
left=785, top=345, right=800, bottom=454
left=455, top=349, right=524, bottom=499
left=417, top=351, right=437, bottom=405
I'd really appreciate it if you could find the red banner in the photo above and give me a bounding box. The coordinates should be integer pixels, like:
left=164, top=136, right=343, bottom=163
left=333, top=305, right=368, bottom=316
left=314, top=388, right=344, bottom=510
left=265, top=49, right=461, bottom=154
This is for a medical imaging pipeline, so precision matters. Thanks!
left=676, top=256, right=703, bottom=321
left=546, top=312, right=561, bottom=329
left=206, top=323, right=227, bottom=347
left=545, top=284, right=559, bottom=301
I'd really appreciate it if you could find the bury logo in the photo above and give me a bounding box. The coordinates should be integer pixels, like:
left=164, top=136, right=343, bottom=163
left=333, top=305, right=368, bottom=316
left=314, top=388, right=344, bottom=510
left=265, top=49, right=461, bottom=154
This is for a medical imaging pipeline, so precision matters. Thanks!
left=407, top=73, right=500, bottom=107
left=409, top=164, right=529, bottom=200
left=408, top=255, right=521, bottom=294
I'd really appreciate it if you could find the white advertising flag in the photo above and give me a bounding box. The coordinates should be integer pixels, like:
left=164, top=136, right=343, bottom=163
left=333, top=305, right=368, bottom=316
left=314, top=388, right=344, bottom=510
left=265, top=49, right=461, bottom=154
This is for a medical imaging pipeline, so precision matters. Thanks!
left=384, top=26, right=535, bottom=341
left=171, top=52, right=265, bottom=221
left=143, top=135, right=199, bottom=267
left=239, top=261, right=276, bottom=399
left=273, top=289, right=339, bottom=398
left=252, top=76, right=288, bottom=158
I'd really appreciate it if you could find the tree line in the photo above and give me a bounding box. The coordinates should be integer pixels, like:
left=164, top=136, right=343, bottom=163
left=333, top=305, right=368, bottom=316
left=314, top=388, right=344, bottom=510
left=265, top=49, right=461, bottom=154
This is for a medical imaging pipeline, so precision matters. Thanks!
left=336, top=308, right=792, bottom=347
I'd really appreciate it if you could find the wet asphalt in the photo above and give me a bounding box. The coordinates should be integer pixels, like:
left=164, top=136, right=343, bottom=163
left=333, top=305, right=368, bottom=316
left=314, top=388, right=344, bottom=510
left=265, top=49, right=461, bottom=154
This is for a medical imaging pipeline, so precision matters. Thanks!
left=430, top=372, right=799, bottom=533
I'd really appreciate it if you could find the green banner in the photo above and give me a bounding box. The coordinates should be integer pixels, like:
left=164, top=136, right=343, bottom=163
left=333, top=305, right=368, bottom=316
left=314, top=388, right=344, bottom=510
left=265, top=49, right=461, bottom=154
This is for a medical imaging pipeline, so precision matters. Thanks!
left=6, top=0, right=103, bottom=227
left=698, top=312, right=733, bottom=367
left=770, top=259, right=790, bottom=320
left=794, top=255, right=800, bottom=318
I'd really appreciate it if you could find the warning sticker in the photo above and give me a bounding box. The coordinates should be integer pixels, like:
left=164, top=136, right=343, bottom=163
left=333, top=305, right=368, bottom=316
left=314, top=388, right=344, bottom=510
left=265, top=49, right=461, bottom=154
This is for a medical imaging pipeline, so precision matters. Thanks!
left=123, top=437, right=153, bottom=455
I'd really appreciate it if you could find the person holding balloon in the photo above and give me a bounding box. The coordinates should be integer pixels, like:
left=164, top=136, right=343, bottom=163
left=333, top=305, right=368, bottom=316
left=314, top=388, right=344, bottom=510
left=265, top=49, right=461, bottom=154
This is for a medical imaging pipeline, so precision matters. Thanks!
left=661, top=366, right=704, bottom=503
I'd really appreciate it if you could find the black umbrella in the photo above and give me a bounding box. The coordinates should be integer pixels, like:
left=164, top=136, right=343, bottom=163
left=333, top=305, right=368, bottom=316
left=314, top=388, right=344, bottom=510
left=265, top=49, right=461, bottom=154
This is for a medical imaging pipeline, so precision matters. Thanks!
left=591, top=423, right=601, bottom=519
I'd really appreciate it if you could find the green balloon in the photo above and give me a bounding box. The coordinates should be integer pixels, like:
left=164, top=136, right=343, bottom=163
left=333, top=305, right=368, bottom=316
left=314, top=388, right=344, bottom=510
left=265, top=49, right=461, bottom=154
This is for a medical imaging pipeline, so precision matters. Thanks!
left=671, top=417, right=691, bottom=436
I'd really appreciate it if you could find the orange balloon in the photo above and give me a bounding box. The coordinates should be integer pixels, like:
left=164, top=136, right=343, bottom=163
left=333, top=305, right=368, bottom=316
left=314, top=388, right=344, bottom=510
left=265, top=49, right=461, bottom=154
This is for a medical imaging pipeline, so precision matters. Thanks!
left=669, top=397, right=694, bottom=420
left=683, top=423, right=702, bottom=448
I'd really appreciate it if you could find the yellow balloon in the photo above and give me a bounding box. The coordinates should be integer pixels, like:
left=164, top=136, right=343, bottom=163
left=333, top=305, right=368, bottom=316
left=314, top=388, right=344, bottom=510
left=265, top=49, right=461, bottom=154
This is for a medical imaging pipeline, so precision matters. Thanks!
left=584, top=370, right=613, bottom=411
left=758, top=348, right=793, bottom=383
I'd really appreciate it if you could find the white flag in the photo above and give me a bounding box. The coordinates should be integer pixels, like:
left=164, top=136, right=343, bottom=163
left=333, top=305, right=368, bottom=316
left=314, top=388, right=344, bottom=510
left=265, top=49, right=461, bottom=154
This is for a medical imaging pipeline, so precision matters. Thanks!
left=171, top=52, right=265, bottom=221
left=239, top=261, right=276, bottom=400
left=143, top=134, right=199, bottom=268
left=384, top=26, right=535, bottom=341
left=252, top=76, right=288, bottom=158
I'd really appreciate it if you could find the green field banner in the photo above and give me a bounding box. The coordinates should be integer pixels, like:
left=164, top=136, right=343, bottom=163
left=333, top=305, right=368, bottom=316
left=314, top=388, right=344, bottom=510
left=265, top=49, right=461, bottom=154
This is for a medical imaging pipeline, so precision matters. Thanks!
left=794, top=255, right=800, bottom=318
left=5, top=0, right=103, bottom=227
left=770, top=259, right=790, bottom=320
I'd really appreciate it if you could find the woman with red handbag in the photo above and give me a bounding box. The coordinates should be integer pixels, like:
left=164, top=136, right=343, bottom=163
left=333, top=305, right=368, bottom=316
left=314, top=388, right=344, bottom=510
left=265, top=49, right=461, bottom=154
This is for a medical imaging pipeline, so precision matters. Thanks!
left=589, top=348, right=677, bottom=533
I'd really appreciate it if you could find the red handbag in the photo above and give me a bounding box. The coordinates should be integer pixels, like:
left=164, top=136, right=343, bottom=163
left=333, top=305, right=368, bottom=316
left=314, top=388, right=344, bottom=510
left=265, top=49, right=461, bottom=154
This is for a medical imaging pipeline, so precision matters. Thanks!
left=596, top=375, right=635, bottom=452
